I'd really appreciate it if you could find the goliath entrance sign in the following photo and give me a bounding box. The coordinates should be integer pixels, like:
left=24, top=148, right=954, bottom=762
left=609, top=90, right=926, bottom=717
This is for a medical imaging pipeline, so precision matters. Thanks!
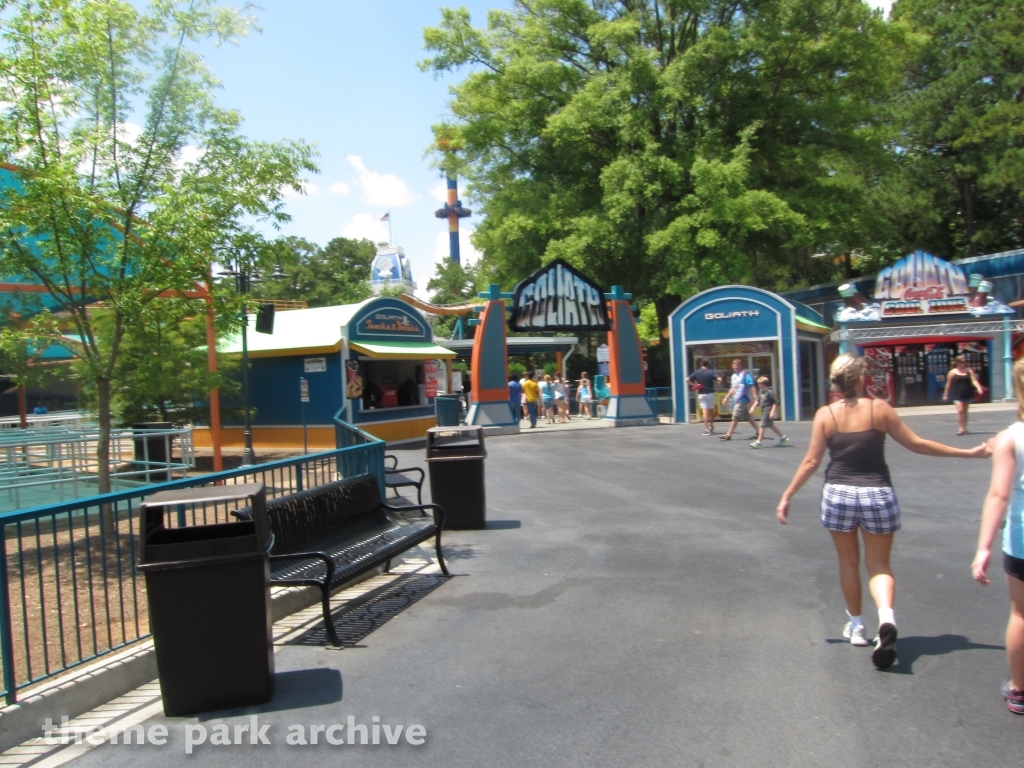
left=509, top=259, right=609, bottom=332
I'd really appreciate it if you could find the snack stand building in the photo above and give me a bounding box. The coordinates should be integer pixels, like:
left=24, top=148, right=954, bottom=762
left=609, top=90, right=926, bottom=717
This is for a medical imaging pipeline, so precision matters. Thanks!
left=668, top=286, right=830, bottom=424
left=195, top=297, right=456, bottom=450
left=827, top=251, right=1014, bottom=405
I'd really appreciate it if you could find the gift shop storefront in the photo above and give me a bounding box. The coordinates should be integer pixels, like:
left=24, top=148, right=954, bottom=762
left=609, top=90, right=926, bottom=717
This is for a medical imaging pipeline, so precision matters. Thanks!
left=668, top=286, right=830, bottom=424
left=832, top=251, right=1015, bottom=405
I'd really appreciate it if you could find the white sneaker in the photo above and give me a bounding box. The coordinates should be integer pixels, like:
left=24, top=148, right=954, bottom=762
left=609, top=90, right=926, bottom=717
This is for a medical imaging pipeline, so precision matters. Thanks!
left=843, top=621, right=869, bottom=646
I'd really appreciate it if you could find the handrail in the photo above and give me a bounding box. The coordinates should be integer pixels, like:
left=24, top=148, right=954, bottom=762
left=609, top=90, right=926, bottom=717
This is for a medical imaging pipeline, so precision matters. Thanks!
left=333, top=406, right=387, bottom=499
left=0, top=418, right=385, bottom=704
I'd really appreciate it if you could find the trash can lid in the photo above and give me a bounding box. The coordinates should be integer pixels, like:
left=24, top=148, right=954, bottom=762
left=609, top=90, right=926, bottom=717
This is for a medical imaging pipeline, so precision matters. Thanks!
left=142, top=483, right=266, bottom=508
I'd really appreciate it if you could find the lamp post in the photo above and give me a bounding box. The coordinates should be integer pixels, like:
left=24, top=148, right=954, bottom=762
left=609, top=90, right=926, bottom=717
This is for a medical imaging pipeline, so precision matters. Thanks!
left=223, top=250, right=287, bottom=466
left=224, top=255, right=260, bottom=465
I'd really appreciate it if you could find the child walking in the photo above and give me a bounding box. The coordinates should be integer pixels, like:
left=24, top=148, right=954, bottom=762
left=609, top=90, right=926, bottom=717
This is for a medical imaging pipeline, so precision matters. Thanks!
left=972, top=356, right=1024, bottom=715
left=750, top=376, right=788, bottom=448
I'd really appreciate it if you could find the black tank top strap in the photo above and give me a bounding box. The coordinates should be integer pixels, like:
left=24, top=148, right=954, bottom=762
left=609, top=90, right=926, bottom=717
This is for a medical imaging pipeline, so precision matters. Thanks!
left=827, top=404, right=839, bottom=430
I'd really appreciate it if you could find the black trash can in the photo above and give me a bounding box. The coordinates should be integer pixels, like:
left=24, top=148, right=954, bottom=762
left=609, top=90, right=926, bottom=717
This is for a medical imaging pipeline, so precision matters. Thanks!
left=133, top=422, right=173, bottom=482
left=425, top=425, right=486, bottom=530
left=138, top=484, right=275, bottom=716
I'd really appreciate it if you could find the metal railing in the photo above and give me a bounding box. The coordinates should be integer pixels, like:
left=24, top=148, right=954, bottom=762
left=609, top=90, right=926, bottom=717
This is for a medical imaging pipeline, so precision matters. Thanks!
left=0, top=418, right=385, bottom=703
left=646, top=387, right=672, bottom=417
left=1, top=425, right=194, bottom=513
left=0, top=412, right=90, bottom=431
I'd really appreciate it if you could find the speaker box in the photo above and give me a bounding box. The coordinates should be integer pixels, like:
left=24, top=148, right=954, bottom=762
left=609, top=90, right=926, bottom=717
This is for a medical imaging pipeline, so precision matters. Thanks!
left=255, top=303, right=275, bottom=335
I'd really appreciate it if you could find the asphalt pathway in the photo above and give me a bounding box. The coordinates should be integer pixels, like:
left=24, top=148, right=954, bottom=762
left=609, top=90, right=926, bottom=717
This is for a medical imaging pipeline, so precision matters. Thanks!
left=66, top=409, right=1021, bottom=767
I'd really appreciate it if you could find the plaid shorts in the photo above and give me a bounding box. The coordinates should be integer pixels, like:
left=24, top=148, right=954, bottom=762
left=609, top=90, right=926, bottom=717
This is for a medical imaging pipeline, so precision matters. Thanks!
left=821, top=483, right=901, bottom=534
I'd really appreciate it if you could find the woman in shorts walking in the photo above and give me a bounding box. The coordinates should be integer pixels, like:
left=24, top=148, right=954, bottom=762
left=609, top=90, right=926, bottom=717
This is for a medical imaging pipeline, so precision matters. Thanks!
left=776, top=353, right=990, bottom=670
left=971, top=356, right=1024, bottom=714
left=577, top=373, right=593, bottom=419
left=943, top=354, right=984, bottom=435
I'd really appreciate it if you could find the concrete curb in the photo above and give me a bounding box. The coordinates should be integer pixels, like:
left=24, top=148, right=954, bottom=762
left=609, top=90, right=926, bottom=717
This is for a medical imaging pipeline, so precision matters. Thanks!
left=0, top=567, right=384, bottom=754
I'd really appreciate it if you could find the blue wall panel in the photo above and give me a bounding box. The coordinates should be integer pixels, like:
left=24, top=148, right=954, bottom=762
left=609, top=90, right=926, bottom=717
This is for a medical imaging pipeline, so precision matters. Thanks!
left=227, top=353, right=342, bottom=426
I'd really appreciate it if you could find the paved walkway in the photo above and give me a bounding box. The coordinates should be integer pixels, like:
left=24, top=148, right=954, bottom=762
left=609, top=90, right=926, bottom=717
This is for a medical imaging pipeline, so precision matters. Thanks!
left=19, top=410, right=1023, bottom=767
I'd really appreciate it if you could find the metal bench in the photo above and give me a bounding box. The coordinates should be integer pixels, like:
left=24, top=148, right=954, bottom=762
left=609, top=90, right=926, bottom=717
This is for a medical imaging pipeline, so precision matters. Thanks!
left=234, top=474, right=448, bottom=646
left=384, top=454, right=424, bottom=505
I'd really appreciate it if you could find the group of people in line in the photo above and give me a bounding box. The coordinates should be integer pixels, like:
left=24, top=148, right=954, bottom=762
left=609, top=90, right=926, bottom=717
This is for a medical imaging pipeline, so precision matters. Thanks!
left=508, top=371, right=595, bottom=428
left=760, top=352, right=1021, bottom=716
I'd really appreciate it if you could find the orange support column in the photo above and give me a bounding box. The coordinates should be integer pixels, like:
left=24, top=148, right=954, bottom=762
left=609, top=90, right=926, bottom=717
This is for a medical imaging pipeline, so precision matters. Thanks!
left=604, top=285, right=657, bottom=425
left=204, top=284, right=223, bottom=472
left=466, top=284, right=518, bottom=431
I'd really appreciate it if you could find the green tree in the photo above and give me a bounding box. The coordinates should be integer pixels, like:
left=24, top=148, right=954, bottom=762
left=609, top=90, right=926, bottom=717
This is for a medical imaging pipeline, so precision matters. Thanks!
left=0, top=0, right=316, bottom=492
left=885, top=0, right=1024, bottom=257
left=422, top=0, right=897, bottom=326
left=0, top=311, right=66, bottom=425
left=426, top=259, right=480, bottom=338
left=255, top=236, right=374, bottom=307
left=74, top=298, right=241, bottom=426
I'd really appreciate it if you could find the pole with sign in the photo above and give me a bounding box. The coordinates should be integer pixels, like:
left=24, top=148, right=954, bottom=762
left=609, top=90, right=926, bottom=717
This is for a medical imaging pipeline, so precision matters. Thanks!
left=299, top=377, right=309, bottom=454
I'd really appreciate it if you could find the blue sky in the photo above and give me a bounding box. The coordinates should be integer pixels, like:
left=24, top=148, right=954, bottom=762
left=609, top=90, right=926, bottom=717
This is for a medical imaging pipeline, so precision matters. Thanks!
left=195, top=0, right=511, bottom=297
left=197, top=1, right=890, bottom=298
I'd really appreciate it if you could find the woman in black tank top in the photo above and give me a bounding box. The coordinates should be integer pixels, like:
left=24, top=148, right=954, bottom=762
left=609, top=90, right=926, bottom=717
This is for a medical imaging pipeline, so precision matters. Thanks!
left=775, top=354, right=991, bottom=671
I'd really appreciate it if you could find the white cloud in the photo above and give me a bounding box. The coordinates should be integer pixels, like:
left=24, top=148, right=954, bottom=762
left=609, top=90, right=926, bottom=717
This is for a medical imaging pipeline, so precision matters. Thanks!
left=328, top=180, right=351, bottom=196
left=869, top=1, right=891, bottom=14
left=434, top=226, right=482, bottom=267
left=281, top=180, right=319, bottom=199
left=116, top=122, right=143, bottom=145
left=175, top=144, right=206, bottom=169
left=346, top=154, right=419, bottom=207
left=342, top=213, right=390, bottom=244
left=429, top=179, right=449, bottom=203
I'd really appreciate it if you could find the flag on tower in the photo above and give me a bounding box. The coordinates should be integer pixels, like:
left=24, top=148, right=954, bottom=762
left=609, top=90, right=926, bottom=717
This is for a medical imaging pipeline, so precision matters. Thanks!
left=379, top=212, right=390, bottom=222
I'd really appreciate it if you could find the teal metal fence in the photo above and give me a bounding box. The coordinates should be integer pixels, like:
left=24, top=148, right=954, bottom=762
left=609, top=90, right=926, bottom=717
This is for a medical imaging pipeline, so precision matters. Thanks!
left=0, top=418, right=385, bottom=704
left=646, top=387, right=672, bottom=417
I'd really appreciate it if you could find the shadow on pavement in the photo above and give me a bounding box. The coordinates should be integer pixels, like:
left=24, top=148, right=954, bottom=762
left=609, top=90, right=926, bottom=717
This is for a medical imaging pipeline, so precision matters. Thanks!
left=886, top=634, right=1005, bottom=675
left=288, top=573, right=449, bottom=648
left=197, top=668, right=343, bottom=720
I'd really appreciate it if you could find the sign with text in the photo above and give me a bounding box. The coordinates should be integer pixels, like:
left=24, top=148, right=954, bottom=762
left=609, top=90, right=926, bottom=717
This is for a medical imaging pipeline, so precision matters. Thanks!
left=304, top=357, right=326, bottom=373
left=349, top=298, right=430, bottom=343
left=424, top=361, right=438, bottom=399
left=299, top=378, right=309, bottom=403
left=509, top=259, right=609, bottom=332
left=874, top=251, right=971, bottom=317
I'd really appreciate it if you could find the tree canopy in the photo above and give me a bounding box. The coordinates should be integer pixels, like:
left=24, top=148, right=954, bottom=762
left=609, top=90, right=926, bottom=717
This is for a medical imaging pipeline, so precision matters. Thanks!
left=253, top=236, right=375, bottom=308
left=0, top=0, right=316, bottom=490
left=422, top=0, right=1024, bottom=322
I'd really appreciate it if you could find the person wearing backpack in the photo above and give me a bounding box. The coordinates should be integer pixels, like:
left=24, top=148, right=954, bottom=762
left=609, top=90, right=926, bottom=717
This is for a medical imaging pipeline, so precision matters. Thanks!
left=719, top=359, right=759, bottom=441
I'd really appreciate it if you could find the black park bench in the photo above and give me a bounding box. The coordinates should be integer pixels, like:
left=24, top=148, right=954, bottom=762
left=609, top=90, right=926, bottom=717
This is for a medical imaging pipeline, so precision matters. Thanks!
left=234, top=474, right=449, bottom=646
left=384, top=454, right=425, bottom=506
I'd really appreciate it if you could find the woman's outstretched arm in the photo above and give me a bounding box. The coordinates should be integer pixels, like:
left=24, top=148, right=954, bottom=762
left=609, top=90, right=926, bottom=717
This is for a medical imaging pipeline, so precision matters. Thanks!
left=881, top=401, right=991, bottom=458
left=776, top=408, right=830, bottom=524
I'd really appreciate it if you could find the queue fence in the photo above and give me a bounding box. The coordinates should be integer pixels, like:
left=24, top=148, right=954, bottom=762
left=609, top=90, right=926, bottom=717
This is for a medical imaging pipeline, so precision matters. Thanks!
left=0, top=417, right=384, bottom=704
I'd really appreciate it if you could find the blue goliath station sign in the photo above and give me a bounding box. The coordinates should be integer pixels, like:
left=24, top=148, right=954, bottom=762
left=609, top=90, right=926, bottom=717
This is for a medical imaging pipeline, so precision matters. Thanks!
left=669, top=286, right=810, bottom=425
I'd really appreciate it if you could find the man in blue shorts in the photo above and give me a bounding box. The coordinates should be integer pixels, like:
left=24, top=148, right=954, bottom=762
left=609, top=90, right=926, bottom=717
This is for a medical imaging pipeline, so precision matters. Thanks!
left=718, top=359, right=759, bottom=441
